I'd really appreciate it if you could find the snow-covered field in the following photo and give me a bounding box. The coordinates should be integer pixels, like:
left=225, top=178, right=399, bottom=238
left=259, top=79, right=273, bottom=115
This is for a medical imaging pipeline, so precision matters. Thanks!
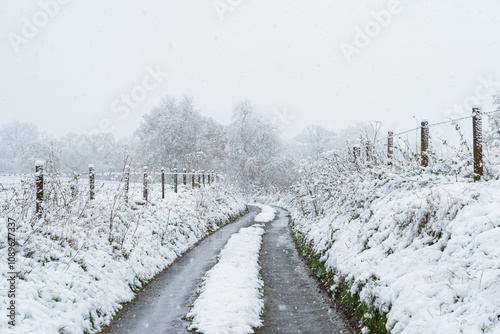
left=0, top=174, right=246, bottom=333
left=257, top=172, right=500, bottom=333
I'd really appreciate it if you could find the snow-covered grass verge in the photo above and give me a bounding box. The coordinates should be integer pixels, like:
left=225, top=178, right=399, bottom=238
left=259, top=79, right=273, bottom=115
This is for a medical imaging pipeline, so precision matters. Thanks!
left=0, top=174, right=246, bottom=334
left=256, top=169, right=500, bottom=334
left=251, top=204, right=277, bottom=223
left=187, top=224, right=265, bottom=334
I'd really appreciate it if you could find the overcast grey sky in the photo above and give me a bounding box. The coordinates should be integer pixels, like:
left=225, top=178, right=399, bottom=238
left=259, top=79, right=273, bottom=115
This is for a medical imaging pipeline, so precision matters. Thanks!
left=1, top=0, right=500, bottom=139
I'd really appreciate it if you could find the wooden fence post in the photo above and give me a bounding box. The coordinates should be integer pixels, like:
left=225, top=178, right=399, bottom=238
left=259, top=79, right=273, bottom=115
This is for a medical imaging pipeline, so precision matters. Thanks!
left=174, top=168, right=178, bottom=193
left=161, top=167, right=165, bottom=199
left=143, top=166, right=148, bottom=201
left=421, top=120, right=429, bottom=167
left=183, top=168, right=187, bottom=185
left=208, top=170, right=211, bottom=185
left=365, top=141, right=371, bottom=162
left=197, top=171, right=201, bottom=187
left=202, top=170, right=205, bottom=187
left=124, top=165, right=130, bottom=204
left=353, top=146, right=360, bottom=163
left=71, top=171, right=78, bottom=198
left=89, top=164, right=95, bottom=200
left=388, top=131, right=394, bottom=165
left=192, top=169, right=195, bottom=188
left=35, top=161, right=44, bottom=216
left=473, top=107, right=483, bottom=181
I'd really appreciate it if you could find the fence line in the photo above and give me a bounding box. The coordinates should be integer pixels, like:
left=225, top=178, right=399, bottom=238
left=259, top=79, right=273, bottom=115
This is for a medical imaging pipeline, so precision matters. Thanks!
left=376, top=108, right=499, bottom=143
left=27, top=164, right=221, bottom=216
left=352, top=107, right=498, bottom=182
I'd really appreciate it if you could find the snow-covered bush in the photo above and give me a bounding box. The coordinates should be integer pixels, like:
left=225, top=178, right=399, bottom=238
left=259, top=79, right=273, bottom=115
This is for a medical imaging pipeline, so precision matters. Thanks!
left=256, top=118, right=500, bottom=333
left=0, top=168, right=246, bottom=333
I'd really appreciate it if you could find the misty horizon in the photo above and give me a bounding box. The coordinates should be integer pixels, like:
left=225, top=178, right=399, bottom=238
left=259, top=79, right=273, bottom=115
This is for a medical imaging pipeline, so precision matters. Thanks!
left=2, top=1, right=500, bottom=140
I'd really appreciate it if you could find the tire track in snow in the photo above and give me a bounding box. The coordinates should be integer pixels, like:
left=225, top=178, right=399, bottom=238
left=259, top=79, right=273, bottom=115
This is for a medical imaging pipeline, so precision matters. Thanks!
left=255, top=207, right=355, bottom=334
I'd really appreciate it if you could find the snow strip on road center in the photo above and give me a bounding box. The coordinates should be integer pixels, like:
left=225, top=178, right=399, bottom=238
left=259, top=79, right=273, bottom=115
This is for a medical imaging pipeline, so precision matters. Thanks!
left=252, top=204, right=277, bottom=223
left=187, top=224, right=265, bottom=334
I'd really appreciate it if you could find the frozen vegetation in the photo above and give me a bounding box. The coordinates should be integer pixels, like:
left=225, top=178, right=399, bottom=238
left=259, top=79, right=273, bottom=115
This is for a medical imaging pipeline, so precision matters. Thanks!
left=257, top=132, right=500, bottom=333
left=1, top=95, right=500, bottom=333
left=0, top=173, right=246, bottom=333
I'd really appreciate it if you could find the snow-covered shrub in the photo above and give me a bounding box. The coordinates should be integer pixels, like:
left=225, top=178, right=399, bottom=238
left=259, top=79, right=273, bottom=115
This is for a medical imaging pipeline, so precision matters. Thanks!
left=0, top=168, right=246, bottom=333
left=259, top=122, right=500, bottom=333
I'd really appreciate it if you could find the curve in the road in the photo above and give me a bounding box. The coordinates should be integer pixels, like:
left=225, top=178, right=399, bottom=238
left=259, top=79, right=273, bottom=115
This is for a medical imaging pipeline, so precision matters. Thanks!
left=99, top=206, right=259, bottom=334
left=100, top=206, right=355, bottom=334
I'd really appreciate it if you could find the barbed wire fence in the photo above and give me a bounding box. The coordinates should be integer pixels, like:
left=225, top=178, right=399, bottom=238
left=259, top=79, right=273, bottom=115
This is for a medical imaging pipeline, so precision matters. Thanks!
left=375, top=109, right=499, bottom=143
left=350, top=107, right=500, bottom=181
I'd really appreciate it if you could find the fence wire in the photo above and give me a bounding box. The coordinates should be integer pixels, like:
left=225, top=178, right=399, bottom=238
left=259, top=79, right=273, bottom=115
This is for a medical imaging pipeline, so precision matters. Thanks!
left=376, top=109, right=499, bottom=143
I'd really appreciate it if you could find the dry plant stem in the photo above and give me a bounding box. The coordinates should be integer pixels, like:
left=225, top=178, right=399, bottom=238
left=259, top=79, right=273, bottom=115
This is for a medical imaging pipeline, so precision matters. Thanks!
left=107, top=159, right=129, bottom=245
left=63, top=240, right=87, bottom=273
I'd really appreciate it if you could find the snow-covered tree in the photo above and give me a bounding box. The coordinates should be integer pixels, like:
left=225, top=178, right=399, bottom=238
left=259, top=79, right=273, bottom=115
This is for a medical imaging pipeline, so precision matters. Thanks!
left=293, top=125, right=339, bottom=160
left=485, top=93, right=500, bottom=144
left=226, top=101, right=283, bottom=190
left=134, top=96, right=225, bottom=171
left=0, top=121, right=51, bottom=172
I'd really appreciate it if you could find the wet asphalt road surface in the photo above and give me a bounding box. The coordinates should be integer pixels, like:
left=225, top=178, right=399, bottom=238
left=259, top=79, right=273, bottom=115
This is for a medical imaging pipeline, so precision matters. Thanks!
left=99, top=206, right=259, bottom=334
left=255, top=208, right=355, bottom=334
left=101, top=206, right=355, bottom=334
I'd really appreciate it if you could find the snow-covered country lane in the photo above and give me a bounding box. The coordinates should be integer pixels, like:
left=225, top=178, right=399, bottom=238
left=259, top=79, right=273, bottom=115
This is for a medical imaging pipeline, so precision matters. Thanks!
left=101, top=205, right=355, bottom=333
left=186, top=204, right=278, bottom=334
left=187, top=205, right=355, bottom=334
left=99, top=206, right=261, bottom=334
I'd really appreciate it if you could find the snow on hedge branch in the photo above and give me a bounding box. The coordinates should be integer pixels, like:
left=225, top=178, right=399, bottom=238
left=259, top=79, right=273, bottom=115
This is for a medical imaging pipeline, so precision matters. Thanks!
left=0, top=176, right=246, bottom=334
left=270, top=150, right=500, bottom=333
left=187, top=224, right=265, bottom=334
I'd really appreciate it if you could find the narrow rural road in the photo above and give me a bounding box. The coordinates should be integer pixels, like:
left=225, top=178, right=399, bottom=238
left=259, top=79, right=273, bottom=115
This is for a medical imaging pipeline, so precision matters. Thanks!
left=101, top=206, right=354, bottom=334
left=255, top=207, right=355, bottom=334
left=99, top=206, right=259, bottom=334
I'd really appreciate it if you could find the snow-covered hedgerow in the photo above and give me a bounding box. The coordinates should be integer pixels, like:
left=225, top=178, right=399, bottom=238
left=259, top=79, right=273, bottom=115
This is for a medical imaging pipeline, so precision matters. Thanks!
left=0, top=173, right=246, bottom=334
left=187, top=224, right=265, bottom=334
left=257, top=149, right=500, bottom=333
